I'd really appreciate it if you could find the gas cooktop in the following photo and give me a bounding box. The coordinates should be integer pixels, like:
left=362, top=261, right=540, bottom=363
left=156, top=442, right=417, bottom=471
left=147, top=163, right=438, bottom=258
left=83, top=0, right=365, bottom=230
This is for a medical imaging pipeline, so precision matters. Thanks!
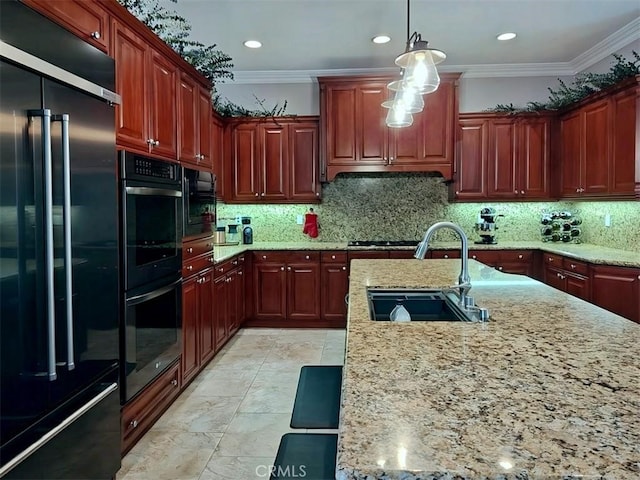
left=347, top=240, right=421, bottom=247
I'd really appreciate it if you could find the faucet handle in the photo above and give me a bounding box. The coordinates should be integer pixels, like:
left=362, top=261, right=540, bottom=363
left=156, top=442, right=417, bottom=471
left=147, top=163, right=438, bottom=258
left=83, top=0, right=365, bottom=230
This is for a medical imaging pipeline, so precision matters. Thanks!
left=463, top=296, right=475, bottom=309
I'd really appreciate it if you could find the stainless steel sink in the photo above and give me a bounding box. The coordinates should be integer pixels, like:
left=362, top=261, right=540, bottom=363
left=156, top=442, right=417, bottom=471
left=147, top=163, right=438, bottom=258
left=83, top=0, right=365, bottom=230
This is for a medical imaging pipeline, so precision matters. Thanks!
left=367, top=289, right=488, bottom=322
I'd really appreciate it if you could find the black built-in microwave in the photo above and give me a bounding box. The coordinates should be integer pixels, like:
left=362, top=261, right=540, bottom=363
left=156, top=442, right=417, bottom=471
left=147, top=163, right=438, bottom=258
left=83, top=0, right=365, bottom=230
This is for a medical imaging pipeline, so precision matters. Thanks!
left=183, top=167, right=216, bottom=239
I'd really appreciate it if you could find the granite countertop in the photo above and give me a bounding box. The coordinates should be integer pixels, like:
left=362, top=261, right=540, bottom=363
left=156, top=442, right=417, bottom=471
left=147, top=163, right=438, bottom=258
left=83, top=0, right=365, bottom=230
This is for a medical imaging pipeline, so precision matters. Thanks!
left=337, top=259, right=640, bottom=480
left=212, top=241, right=640, bottom=268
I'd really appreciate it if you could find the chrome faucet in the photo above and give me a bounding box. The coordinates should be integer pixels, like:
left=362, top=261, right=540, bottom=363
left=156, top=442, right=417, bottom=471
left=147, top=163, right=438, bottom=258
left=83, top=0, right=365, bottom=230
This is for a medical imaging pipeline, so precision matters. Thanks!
left=414, top=221, right=472, bottom=304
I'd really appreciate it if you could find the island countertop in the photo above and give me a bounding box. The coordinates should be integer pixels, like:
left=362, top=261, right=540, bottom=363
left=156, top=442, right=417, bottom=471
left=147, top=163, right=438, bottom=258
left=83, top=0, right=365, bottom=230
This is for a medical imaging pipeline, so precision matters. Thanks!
left=337, top=259, right=640, bottom=479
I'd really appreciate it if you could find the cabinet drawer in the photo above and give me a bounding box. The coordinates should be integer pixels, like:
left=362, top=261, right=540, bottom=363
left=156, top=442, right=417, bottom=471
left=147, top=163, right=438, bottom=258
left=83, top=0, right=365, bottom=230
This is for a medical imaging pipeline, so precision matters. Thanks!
left=348, top=250, right=390, bottom=260
left=321, top=251, right=348, bottom=263
left=431, top=250, right=460, bottom=259
left=183, top=236, right=215, bottom=260
left=501, top=250, right=533, bottom=263
left=121, top=360, right=181, bottom=454
left=542, top=253, right=563, bottom=266
left=183, top=253, right=215, bottom=277
left=253, top=252, right=289, bottom=264
left=562, top=258, right=589, bottom=276
left=287, top=251, right=320, bottom=263
left=214, top=259, right=233, bottom=278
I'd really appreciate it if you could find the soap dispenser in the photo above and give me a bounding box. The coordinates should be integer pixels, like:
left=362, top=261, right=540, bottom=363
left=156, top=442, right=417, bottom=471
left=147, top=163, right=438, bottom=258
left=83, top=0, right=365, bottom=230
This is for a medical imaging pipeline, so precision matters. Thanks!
left=390, top=303, right=411, bottom=322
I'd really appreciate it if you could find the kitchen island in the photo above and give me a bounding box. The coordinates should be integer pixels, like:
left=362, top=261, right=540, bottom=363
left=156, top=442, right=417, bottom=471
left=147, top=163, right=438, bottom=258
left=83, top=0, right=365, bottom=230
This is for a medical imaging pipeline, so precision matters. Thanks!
left=338, top=259, right=640, bottom=479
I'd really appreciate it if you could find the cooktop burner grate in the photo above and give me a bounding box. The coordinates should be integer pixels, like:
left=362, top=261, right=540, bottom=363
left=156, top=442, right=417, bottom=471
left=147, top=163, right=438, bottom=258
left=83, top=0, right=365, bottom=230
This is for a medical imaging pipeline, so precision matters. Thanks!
left=347, top=240, right=421, bottom=247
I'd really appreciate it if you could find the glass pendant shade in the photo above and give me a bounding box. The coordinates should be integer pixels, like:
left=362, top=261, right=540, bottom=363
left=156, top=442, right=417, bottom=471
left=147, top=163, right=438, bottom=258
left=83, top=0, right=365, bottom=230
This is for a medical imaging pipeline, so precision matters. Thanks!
left=396, top=47, right=444, bottom=94
left=385, top=101, right=413, bottom=128
left=381, top=85, right=424, bottom=114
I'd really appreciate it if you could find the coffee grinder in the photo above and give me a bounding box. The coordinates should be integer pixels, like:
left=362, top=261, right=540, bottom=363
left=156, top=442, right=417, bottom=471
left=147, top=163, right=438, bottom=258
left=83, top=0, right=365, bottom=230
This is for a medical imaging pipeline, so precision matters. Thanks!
left=241, top=216, right=253, bottom=244
left=474, top=207, right=502, bottom=244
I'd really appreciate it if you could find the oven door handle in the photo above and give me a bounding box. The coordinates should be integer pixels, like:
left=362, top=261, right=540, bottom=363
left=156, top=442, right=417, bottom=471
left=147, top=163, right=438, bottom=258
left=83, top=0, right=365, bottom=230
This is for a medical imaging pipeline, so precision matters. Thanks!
left=124, top=186, right=182, bottom=197
left=126, top=278, right=182, bottom=306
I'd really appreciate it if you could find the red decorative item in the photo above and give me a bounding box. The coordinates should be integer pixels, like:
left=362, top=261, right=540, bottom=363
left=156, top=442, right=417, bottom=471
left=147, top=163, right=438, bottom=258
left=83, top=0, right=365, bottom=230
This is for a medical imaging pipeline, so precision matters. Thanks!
left=302, top=208, right=319, bottom=238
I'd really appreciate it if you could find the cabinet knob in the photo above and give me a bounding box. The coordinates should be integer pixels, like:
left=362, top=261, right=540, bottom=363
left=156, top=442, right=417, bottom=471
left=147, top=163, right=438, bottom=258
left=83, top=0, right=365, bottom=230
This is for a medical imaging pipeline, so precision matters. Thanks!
left=305, top=255, right=310, bottom=260
left=195, top=154, right=201, bottom=160
left=316, top=192, right=320, bottom=197
left=548, top=257, right=553, bottom=262
left=498, top=266, right=503, bottom=271
left=186, top=247, right=193, bottom=253
left=557, top=272, right=561, bottom=278
left=520, top=190, right=524, bottom=195
left=147, top=138, right=155, bottom=145
left=209, top=257, right=215, bottom=263
left=226, top=277, right=231, bottom=283
left=331, top=255, right=336, bottom=259
left=262, top=255, right=267, bottom=260
left=472, top=255, right=477, bottom=259
left=287, top=266, right=291, bottom=271
left=233, top=260, right=238, bottom=266
left=255, top=193, right=259, bottom=197
left=91, top=31, right=101, bottom=39
left=238, top=271, right=243, bottom=276
left=260, top=192, right=265, bottom=197
left=443, top=254, right=449, bottom=259
left=170, top=379, right=178, bottom=387
left=342, top=266, right=347, bottom=271
left=518, top=254, right=523, bottom=259
left=130, top=420, right=138, bottom=429
left=455, top=191, right=459, bottom=195
left=570, top=264, right=576, bottom=269
left=514, top=190, right=518, bottom=194
left=280, top=266, right=285, bottom=271
left=186, top=265, right=193, bottom=271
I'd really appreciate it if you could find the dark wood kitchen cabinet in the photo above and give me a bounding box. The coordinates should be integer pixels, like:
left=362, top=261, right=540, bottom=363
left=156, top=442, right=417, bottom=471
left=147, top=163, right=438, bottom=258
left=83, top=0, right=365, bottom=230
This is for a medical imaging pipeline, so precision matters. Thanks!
left=226, top=117, right=320, bottom=203
left=542, top=253, right=590, bottom=301
left=319, top=74, right=459, bottom=181
left=22, top=0, right=111, bottom=52
left=469, top=249, right=535, bottom=276
left=454, top=114, right=552, bottom=201
left=320, top=251, right=349, bottom=327
left=559, top=76, right=639, bottom=199
left=211, top=113, right=226, bottom=197
left=178, top=73, right=212, bottom=168
left=591, top=265, right=640, bottom=324
left=112, top=19, right=178, bottom=159
left=213, top=254, right=246, bottom=349
left=249, top=251, right=321, bottom=326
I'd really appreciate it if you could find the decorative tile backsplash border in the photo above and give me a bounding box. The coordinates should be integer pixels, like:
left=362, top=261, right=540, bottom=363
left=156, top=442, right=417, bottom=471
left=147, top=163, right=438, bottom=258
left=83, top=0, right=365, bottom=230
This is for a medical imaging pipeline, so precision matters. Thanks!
left=217, top=173, right=639, bottom=252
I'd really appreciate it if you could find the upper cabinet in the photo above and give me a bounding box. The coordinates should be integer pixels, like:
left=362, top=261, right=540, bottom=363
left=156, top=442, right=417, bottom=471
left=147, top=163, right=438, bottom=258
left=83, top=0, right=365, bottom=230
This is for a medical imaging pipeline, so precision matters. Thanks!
left=178, top=73, right=212, bottom=168
left=22, top=0, right=110, bottom=53
left=224, top=117, right=320, bottom=203
left=559, top=76, right=638, bottom=199
left=111, top=19, right=177, bottom=159
left=454, top=113, right=553, bottom=201
left=319, top=74, right=459, bottom=181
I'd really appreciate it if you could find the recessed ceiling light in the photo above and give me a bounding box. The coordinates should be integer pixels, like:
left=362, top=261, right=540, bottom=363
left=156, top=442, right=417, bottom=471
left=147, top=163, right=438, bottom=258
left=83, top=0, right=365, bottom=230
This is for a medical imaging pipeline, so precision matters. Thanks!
left=244, top=40, right=262, bottom=49
left=497, top=32, right=517, bottom=41
left=372, top=35, right=391, bottom=44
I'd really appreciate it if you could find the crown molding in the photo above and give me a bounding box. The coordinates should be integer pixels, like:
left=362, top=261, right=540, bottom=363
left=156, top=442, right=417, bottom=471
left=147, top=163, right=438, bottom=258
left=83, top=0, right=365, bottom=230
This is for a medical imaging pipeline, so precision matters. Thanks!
left=227, top=18, right=640, bottom=85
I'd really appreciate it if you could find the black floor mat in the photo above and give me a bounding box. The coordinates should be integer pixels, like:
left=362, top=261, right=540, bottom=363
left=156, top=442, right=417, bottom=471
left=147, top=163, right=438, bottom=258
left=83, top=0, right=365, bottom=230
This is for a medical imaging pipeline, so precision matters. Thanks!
left=290, top=365, right=342, bottom=429
left=270, top=433, right=338, bottom=480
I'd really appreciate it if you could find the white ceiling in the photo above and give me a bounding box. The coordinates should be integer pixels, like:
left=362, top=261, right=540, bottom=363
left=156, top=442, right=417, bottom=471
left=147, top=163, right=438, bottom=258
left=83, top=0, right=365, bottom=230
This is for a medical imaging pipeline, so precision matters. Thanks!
left=160, top=0, right=640, bottom=82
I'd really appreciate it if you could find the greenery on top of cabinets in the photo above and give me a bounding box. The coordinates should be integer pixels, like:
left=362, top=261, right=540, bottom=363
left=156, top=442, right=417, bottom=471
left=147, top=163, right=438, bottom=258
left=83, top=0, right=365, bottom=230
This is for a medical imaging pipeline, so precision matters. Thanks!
left=487, top=51, right=640, bottom=114
left=118, top=0, right=287, bottom=117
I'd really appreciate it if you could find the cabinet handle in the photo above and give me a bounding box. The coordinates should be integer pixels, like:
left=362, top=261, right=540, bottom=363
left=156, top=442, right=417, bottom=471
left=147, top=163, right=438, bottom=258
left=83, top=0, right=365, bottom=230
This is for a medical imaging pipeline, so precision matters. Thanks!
left=316, top=192, right=320, bottom=197
left=287, top=266, right=291, bottom=271
left=514, top=190, right=518, bottom=194
left=520, top=190, right=524, bottom=195
left=226, top=277, right=231, bottom=283
left=262, top=255, right=267, bottom=260
left=255, top=193, right=259, bottom=197
left=548, top=257, right=553, bottom=262
left=219, top=267, right=224, bottom=272
left=147, top=138, right=155, bottom=145
left=472, top=255, right=477, bottom=259
left=443, top=254, right=449, bottom=259
left=455, top=191, right=459, bottom=195
left=342, top=266, right=347, bottom=271
left=91, top=31, right=101, bottom=40
left=498, top=266, right=503, bottom=271
left=260, top=192, right=265, bottom=197
left=238, top=271, right=243, bottom=276
left=518, top=254, right=523, bottom=259
left=186, top=247, right=193, bottom=253
left=195, top=154, right=201, bottom=160
left=170, top=379, right=178, bottom=387
left=570, top=264, right=576, bottom=269
left=186, top=265, right=193, bottom=271
left=130, top=419, right=138, bottom=429
left=556, top=272, right=561, bottom=278
left=233, top=260, right=238, bottom=266
left=305, top=255, right=310, bottom=260
left=209, top=257, right=214, bottom=263
left=280, top=266, right=285, bottom=271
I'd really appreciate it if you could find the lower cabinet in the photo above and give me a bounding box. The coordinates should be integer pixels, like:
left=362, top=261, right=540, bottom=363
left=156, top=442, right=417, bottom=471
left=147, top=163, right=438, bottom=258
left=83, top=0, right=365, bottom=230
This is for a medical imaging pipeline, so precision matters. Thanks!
left=121, top=360, right=181, bottom=454
left=591, top=264, right=640, bottom=323
left=469, top=249, right=535, bottom=276
left=214, top=254, right=246, bottom=349
left=250, top=251, right=322, bottom=326
left=542, top=253, right=590, bottom=301
left=320, top=251, right=349, bottom=327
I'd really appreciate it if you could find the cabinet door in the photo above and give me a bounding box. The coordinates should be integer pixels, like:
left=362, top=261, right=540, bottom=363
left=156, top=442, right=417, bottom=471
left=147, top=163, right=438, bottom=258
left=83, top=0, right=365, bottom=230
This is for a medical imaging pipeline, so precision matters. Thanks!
left=358, top=84, right=389, bottom=164
left=178, top=73, right=198, bottom=164
left=231, top=123, right=260, bottom=201
left=198, top=87, right=213, bottom=168
left=610, top=88, right=637, bottom=195
left=213, top=275, right=228, bottom=351
left=455, top=119, right=487, bottom=199
left=226, top=269, right=240, bottom=335
left=583, top=99, right=610, bottom=194
left=487, top=119, right=517, bottom=198
left=560, top=111, right=582, bottom=197
left=320, top=263, right=348, bottom=324
left=287, top=262, right=321, bottom=321
left=545, top=266, right=566, bottom=292
left=211, top=115, right=225, bottom=199
left=469, top=250, right=500, bottom=267
left=198, top=270, right=215, bottom=365
left=591, top=265, right=640, bottom=323
left=289, top=122, right=320, bottom=201
left=259, top=124, right=288, bottom=200
left=181, top=276, right=199, bottom=385
left=253, top=263, right=287, bottom=321
left=149, top=50, right=177, bottom=159
left=519, top=117, right=551, bottom=198
left=236, top=263, right=246, bottom=325
left=23, top=0, right=110, bottom=52
left=112, top=20, right=149, bottom=152
left=323, top=83, right=357, bottom=166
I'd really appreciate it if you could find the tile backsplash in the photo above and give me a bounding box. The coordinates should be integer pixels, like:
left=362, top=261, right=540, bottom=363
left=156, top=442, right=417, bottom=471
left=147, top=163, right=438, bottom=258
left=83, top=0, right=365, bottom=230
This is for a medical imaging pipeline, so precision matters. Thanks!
left=217, top=173, right=639, bottom=252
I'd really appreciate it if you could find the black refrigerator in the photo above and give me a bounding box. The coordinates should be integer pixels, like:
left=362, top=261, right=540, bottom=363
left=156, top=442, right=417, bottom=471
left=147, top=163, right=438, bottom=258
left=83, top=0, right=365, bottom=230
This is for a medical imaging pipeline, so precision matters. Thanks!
left=0, top=2, right=122, bottom=478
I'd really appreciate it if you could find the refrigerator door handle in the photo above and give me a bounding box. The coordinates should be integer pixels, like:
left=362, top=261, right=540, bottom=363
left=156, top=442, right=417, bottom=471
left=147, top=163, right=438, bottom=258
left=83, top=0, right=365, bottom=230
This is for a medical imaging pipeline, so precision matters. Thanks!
left=29, top=109, right=57, bottom=382
left=127, top=278, right=181, bottom=306
left=0, top=382, right=118, bottom=478
left=53, top=113, right=75, bottom=370
left=124, top=186, right=182, bottom=197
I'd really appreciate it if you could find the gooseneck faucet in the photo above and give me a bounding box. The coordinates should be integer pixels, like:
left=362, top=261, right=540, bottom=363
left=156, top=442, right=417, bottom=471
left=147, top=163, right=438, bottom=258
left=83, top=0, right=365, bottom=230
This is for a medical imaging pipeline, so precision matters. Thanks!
left=414, top=221, right=471, bottom=303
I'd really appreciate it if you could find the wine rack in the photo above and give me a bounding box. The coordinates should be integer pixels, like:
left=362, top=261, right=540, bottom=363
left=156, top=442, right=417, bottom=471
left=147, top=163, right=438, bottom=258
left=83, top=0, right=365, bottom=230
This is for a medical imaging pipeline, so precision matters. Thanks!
left=540, top=211, right=582, bottom=243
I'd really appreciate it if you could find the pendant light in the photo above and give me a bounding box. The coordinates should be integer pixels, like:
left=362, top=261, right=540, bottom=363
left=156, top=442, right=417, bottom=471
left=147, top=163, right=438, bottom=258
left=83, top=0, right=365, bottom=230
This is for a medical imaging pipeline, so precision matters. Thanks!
left=384, top=0, right=446, bottom=127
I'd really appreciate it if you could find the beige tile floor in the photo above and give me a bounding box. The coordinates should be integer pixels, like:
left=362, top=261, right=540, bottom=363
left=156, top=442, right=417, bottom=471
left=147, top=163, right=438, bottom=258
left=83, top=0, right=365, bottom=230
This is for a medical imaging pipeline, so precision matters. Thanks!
left=116, top=328, right=346, bottom=480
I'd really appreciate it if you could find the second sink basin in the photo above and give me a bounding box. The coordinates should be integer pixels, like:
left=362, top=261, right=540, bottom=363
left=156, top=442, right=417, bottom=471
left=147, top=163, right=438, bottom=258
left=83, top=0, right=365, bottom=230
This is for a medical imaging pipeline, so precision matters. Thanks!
left=367, top=289, right=470, bottom=322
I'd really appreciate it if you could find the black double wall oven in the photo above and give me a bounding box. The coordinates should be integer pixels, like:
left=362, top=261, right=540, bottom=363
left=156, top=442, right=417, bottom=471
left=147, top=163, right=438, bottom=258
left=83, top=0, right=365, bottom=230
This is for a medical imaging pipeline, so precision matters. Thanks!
left=119, top=151, right=182, bottom=403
